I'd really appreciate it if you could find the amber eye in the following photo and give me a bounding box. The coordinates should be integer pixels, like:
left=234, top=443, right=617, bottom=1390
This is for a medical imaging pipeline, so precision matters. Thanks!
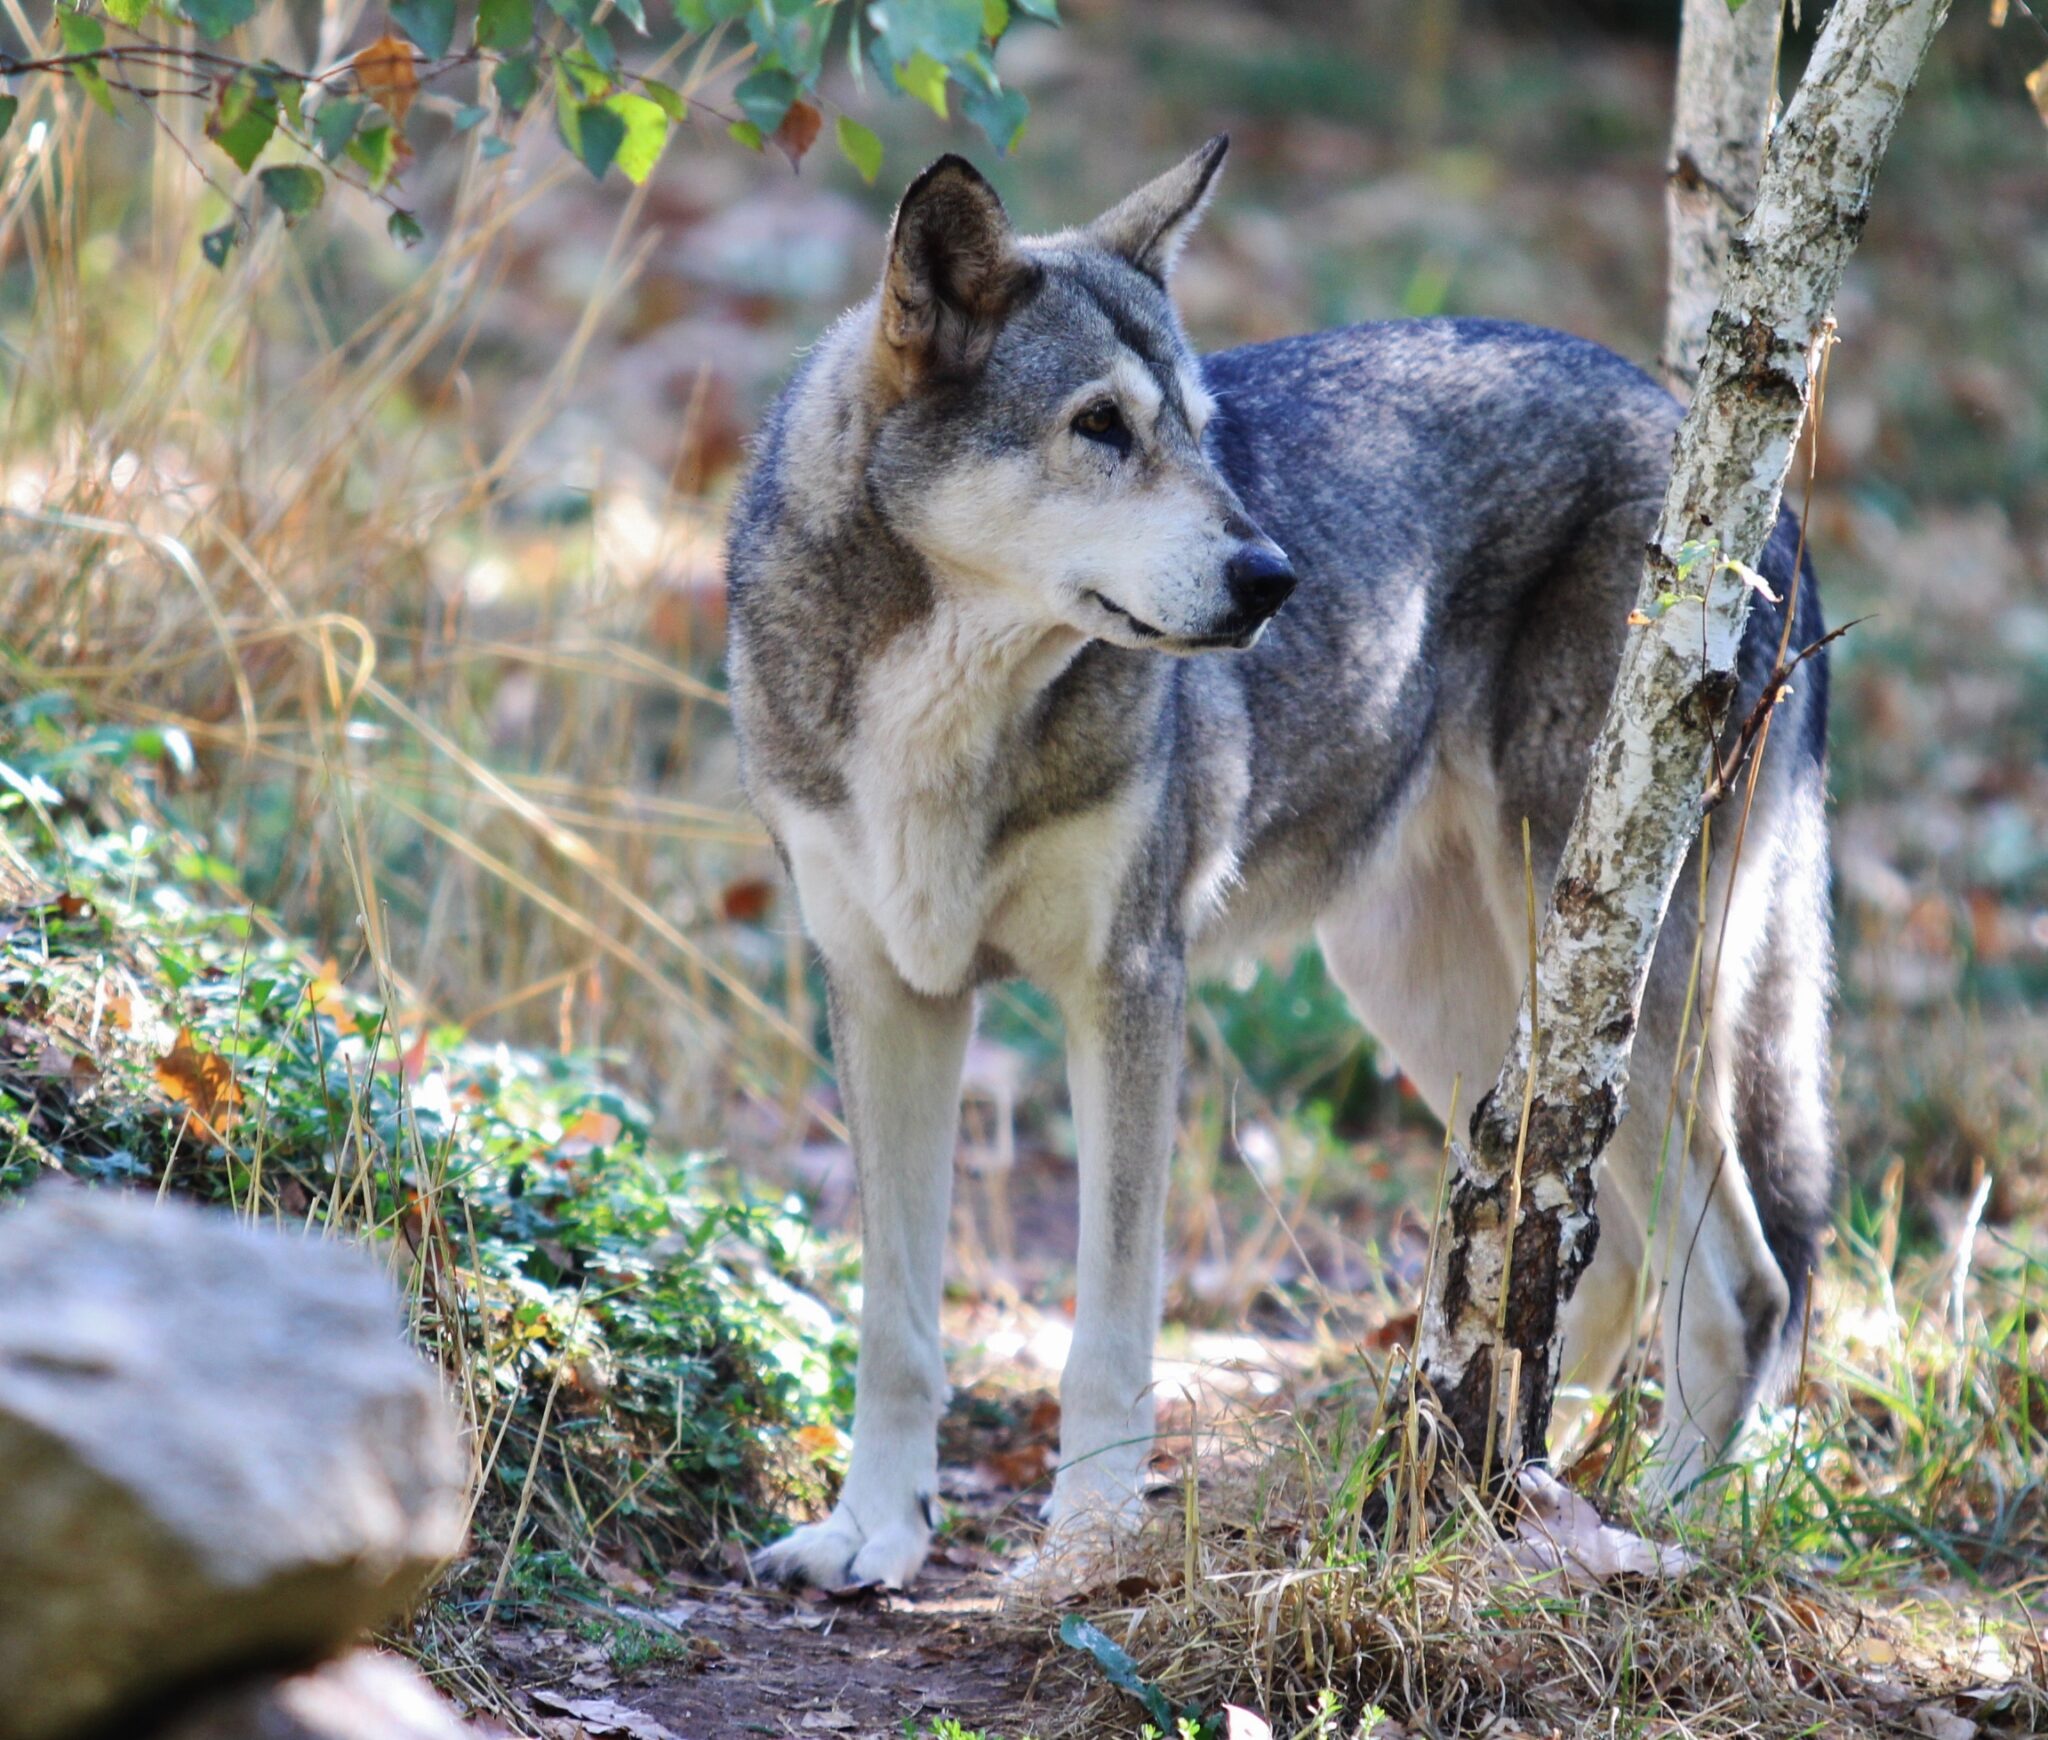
left=1072, top=401, right=1129, bottom=449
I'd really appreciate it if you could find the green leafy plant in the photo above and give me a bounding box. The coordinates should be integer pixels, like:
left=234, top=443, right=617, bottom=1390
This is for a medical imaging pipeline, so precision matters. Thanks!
left=0, top=0, right=1057, bottom=263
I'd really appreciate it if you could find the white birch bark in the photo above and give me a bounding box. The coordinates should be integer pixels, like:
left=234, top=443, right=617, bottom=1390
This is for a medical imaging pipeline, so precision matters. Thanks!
left=1663, top=0, right=1786, bottom=392
left=1415, top=0, right=1952, bottom=1481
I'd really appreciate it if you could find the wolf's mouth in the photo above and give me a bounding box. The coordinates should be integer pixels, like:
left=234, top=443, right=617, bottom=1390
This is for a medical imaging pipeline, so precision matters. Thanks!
left=1083, top=589, right=1163, bottom=640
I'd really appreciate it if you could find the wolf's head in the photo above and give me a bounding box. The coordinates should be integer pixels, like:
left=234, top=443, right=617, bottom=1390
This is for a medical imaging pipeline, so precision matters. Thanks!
left=856, top=136, right=1295, bottom=654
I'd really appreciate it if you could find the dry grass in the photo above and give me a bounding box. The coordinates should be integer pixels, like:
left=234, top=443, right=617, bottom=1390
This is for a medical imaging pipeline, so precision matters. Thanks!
left=1003, top=1233, right=2048, bottom=1738
left=0, top=2, right=813, bottom=1165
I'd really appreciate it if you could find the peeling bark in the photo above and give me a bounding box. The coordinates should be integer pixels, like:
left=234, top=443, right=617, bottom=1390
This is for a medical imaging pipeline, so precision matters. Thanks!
left=1663, top=0, right=1785, bottom=393
left=1415, top=0, right=1952, bottom=1485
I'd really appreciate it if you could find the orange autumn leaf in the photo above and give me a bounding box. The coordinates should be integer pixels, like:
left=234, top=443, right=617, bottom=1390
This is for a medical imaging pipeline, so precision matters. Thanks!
left=154, top=1026, right=243, bottom=1140
left=353, top=34, right=419, bottom=126
left=772, top=97, right=823, bottom=169
left=792, top=1422, right=848, bottom=1460
left=305, top=958, right=359, bottom=1035
left=555, top=1106, right=623, bottom=1157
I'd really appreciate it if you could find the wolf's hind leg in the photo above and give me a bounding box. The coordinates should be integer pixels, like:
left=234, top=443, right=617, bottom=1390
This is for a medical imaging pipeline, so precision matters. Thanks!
left=752, top=961, right=972, bottom=1591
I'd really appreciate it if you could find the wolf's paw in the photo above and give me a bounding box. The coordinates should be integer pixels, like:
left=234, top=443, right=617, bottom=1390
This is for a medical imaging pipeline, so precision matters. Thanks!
left=751, top=1508, right=932, bottom=1591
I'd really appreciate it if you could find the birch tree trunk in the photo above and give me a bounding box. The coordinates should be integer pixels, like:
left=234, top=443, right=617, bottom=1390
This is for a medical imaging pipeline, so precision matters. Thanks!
left=1414, top=0, right=1952, bottom=1485
left=1663, top=0, right=1786, bottom=392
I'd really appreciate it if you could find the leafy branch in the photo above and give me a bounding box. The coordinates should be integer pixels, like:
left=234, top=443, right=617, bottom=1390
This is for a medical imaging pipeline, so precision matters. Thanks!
left=0, top=0, right=1057, bottom=264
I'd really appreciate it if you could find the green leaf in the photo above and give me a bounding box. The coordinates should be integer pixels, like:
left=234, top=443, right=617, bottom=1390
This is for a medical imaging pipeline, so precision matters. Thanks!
left=346, top=121, right=398, bottom=188
left=481, top=133, right=513, bottom=158
left=0, top=96, right=15, bottom=143
left=200, top=222, right=236, bottom=267
left=312, top=97, right=362, bottom=160
left=58, top=11, right=116, bottom=116
left=388, top=208, right=425, bottom=247
left=642, top=78, right=686, bottom=122
left=560, top=45, right=611, bottom=97
left=391, top=0, right=456, bottom=58
left=727, top=118, right=764, bottom=151
left=1058, top=1616, right=1182, bottom=1738
left=981, top=0, right=1008, bottom=37
left=961, top=81, right=1025, bottom=153
left=174, top=0, right=256, bottom=36
left=258, top=163, right=324, bottom=218
left=732, top=67, right=798, bottom=134
left=492, top=53, right=539, bottom=113
left=209, top=78, right=278, bottom=171
left=571, top=100, right=624, bottom=178
left=1012, top=0, right=1056, bottom=17
left=868, top=0, right=983, bottom=63
left=612, top=0, right=647, bottom=30
left=273, top=68, right=304, bottom=129
left=476, top=0, right=533, bottom=50
left=105, top=0, right=150, bottom=25
left=834, top=114, right=882, bottom=183
left=602, top=90, right=667, bottom=184
left=453, top=103, right=489, bottom=130
left=894, top=48, right=948, bottom=118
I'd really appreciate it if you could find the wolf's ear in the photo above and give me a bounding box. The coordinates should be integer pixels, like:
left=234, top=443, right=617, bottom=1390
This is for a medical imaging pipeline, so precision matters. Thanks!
left=876, top=155, right=1033, bottom=394
left=1087, top=135, right=1228, bottom=284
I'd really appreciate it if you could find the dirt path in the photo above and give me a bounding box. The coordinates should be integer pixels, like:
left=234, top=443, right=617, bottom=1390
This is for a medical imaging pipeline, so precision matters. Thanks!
left=487, top=1562, right=1054, bottom=1740
left=635, top=1574, right=1044, bottom=1739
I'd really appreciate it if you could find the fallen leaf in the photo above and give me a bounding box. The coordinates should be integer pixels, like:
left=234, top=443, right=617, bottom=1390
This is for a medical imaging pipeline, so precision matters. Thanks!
left=556, top=1106, right=624, bottom=1157
left=1493, top=1466, right=1696, bottom=1592
left=1913, top=1707, right=1978, bottom=1740
left=979, top=1441, right=1053, bottom=1489
left=353, top=35, right=419, bottom=125
left=154, top=1026, right=243, bottom=1141
left=1225, top=1706, right=1274, bottom=1738
left=798, top=1712, right=857, bottom=1732
left=719, top=877, right=775, bottom=923
left=1367, top=1309, right=1418, bottom=1351
left=529, top=1691, right=679, bottom=1740
left=793, top=1421, right=848, bottom=1460
left=772, top=96, right=823, bottom=168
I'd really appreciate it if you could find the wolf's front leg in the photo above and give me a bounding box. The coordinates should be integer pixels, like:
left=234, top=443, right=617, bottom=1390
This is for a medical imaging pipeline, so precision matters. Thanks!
left=752, top=959, right=972, bottom=1591
left=1046, top=961, right=1184, bottom=1558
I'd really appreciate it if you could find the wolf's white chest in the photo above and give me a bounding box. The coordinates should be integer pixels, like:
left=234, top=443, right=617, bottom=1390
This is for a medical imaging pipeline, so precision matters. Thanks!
left=768, top=610, right=1146, bottom=1000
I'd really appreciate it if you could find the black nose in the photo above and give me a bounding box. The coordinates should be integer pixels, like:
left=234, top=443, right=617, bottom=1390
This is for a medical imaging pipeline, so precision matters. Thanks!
left=1225, top=544, right=1298, bottom=624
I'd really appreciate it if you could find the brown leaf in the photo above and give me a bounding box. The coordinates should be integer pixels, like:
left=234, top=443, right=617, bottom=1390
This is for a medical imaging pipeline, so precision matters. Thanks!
left=353, top=34, right=419, bottom=126
left=1990, top=0, right=2008, bottom=26
left=719, top=877, right=775, bottom=923
left=2028, top=58, right=2048, bottom=127
left=979, top=1441, right=1053, bottom=1489
left=772, top=97, right=823, bottom=169
left=153, top=1026, right=243, bottom=1141
left=1367, top=1308, right=1418, bottom=1351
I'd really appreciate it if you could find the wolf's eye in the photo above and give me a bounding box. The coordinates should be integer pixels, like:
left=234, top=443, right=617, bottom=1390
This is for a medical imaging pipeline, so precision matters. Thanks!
left=1072, top=401, right=1130, bottom=451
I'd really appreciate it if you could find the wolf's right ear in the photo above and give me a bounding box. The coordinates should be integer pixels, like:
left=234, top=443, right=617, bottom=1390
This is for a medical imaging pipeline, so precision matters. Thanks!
left=875, top=156, right=1033, bottom=396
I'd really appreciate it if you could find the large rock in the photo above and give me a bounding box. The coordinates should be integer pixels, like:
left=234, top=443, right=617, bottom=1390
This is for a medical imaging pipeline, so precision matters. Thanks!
left=151, top=1654, right=474, bottom=1740
left=0, top=1189, right=468, bottom=1740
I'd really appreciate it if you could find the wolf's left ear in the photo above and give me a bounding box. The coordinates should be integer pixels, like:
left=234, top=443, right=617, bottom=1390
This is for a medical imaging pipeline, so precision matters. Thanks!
left=877, top=155, right=1034, bottom=395
left=1088, top=135, right=1229, bottom=284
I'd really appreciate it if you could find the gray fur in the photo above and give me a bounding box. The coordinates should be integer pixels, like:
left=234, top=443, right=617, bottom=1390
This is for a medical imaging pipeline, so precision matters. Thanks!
left=728, top=142, right=1834, bottom=1588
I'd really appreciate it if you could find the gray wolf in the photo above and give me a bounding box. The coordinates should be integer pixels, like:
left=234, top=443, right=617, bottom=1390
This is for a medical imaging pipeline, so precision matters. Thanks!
left=725, top=137, right=1832, bottom=1590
